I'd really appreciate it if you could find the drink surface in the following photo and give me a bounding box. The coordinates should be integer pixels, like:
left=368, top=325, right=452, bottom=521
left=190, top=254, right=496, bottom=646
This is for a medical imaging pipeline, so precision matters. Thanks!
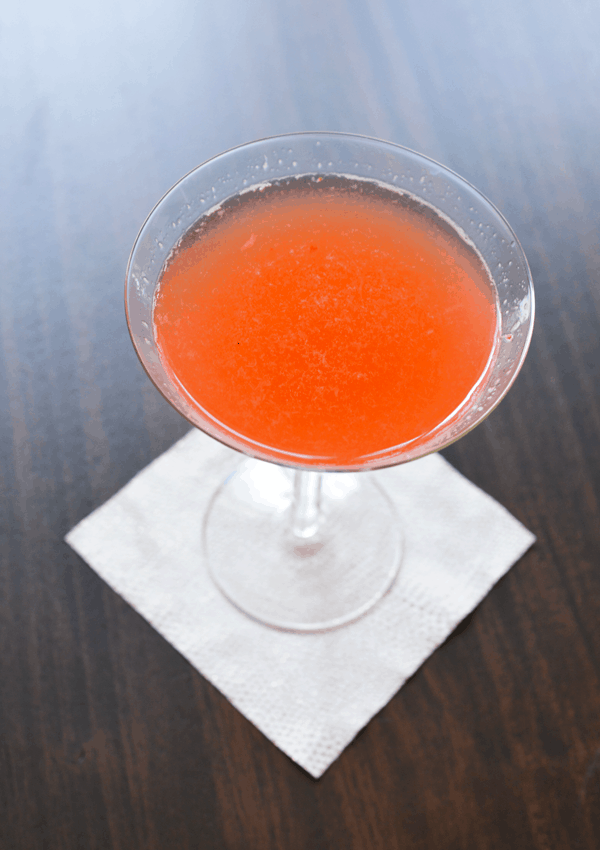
left=153, top=176, right=498, bottom=464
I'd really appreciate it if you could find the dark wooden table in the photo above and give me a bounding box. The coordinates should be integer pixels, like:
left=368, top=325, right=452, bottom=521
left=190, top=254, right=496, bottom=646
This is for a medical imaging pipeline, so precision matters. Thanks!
left=2, top=0, right=600, bottom=847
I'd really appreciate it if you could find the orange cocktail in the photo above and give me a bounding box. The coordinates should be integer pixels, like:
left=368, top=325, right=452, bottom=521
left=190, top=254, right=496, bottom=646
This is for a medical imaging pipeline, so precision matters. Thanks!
left=127, top=134, right=533, bottom=631
left=153, top=176, right=497, bottom=465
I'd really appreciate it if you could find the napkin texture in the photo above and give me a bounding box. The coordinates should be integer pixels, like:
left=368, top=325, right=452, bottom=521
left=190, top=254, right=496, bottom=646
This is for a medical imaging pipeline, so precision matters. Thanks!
left=66, top=429, right=535, bottom=777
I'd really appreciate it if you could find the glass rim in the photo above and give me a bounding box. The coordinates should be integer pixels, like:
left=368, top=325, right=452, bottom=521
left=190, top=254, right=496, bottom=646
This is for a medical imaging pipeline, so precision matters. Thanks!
left=125, top=131, right=535, bottom=471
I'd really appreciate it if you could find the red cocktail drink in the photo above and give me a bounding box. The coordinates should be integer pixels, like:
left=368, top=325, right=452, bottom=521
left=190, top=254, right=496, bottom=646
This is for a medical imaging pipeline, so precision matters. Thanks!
left=154, top=176, right=498, bottom=466
left=126, top=134, right=533, bottom=630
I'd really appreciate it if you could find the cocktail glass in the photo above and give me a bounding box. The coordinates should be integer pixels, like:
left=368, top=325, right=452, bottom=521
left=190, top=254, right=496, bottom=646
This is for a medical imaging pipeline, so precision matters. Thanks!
left=125, top=133, right=534, bottom=632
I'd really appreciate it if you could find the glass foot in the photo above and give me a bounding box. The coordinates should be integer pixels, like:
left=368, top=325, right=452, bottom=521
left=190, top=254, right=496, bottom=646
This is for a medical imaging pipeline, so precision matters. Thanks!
left=204, top=459, right=403, bottom=632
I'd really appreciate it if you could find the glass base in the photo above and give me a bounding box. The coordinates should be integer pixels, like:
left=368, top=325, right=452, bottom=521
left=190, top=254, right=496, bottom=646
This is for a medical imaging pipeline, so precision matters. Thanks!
left=203, top=459, right=403, bottom=632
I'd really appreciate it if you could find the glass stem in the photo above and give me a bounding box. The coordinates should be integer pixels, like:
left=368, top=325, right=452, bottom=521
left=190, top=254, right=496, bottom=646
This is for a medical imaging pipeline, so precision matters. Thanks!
left=292, top=470, right=322, bottom=539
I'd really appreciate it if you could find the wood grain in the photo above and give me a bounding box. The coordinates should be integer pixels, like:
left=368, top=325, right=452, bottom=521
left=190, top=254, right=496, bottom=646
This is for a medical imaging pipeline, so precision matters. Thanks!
left=2, top=0, right=600, bottom=847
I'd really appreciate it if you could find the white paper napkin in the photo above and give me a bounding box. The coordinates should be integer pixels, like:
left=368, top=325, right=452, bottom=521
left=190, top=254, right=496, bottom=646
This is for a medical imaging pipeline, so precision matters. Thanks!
left=65, top=429, right=535, bottom=778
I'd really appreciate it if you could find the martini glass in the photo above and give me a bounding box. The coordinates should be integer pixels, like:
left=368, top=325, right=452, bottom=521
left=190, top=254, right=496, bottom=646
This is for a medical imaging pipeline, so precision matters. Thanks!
left=125, top=132, right=534, bottom=632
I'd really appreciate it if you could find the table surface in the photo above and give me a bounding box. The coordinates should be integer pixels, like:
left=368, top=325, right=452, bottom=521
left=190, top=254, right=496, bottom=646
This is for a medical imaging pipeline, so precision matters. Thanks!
left=2, top=0, right=600, bottom=847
